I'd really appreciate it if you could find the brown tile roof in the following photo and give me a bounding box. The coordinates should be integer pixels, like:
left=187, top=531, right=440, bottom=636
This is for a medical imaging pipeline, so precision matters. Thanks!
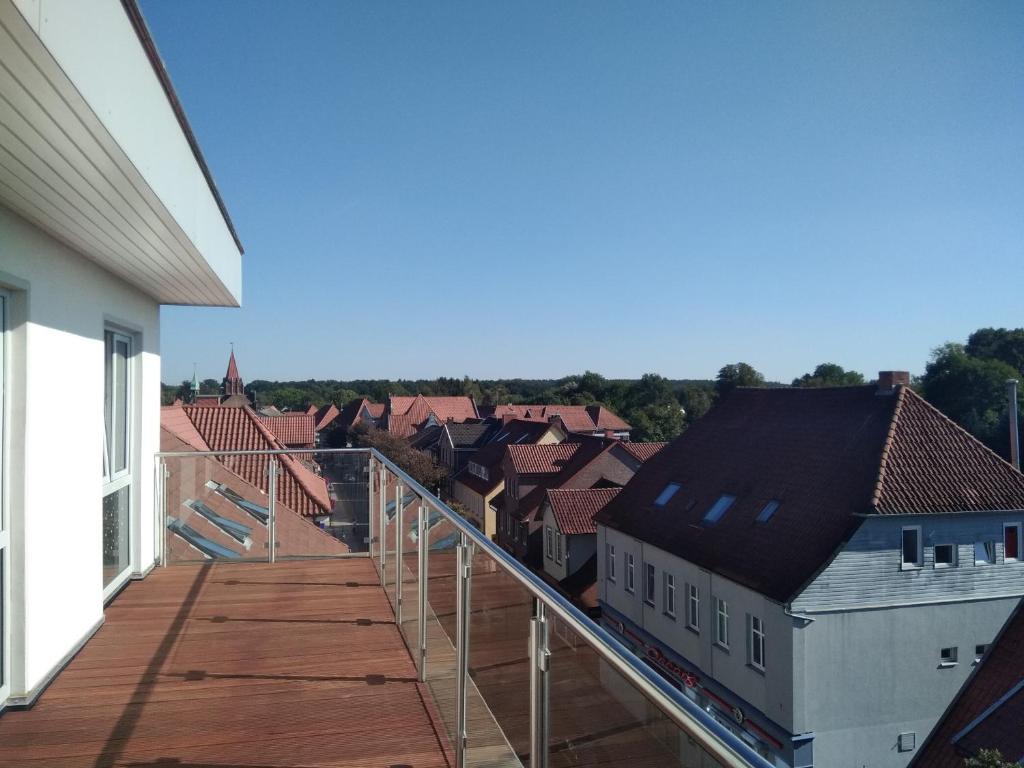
left=367, top=403, right=385, bottom=418
left=548, top=488, right=621, bottom=535
left=176, top=406, right=331, bottom=517
left=507, top=443, right=581, bottom=475
left=258, top=414, right=315, bottom=446
left=336, top=398, right=382, bottom=432
left=913, top=600, right=1024, bottom=767
left=451, top=420, right=565, bottom=496
left=619, top=442, right=667, bottom=463
left=487, top=404, right=630, bottom=432
left=598, top=385, right=1024, bottom=603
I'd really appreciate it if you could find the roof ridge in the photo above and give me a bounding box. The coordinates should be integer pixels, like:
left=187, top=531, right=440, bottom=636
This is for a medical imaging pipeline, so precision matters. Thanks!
left=870, top=385, right=907, bottom=510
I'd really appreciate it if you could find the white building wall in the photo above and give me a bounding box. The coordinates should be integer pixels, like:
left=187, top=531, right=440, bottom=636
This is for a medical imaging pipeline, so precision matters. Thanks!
left=0, top=205, right=160, bottom=697
left=599, top=525, right=796, bottom=733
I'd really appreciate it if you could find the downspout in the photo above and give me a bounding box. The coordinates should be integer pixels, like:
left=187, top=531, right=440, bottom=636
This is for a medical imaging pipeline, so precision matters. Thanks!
left=1008, top=379, right=1020, bottom=471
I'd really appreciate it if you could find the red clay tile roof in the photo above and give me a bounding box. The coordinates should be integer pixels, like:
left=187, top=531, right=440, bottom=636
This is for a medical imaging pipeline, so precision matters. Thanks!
left=179, top=405, right=330, bottom=517
left=390, top=395, right=479, bottom=423
left=913, top=600, right=1024, bottom=767
left=487, top=404, right=630, bottom=432
left=160, top=405, right=212, bottom=452
left=337, top=398, right=382, bottom=432
left=507, top=443, right=580, bottom=475
left=619, top=442, right=667, bottom=463
left=313, top=403, right=340, bottom=431
left=367, top=403, right=385, bottom=418
left=548, top=488, right=621, bottom=535
left=258, top=415, right=315, bottom=446
left=451, top=420, right=561, bottom=495
left=598, top=385, right=1024, bottom=603
left=303, top=404, right=318, bottom=416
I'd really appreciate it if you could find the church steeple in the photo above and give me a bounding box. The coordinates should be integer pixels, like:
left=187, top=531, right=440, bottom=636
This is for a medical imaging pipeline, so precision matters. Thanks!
left=222, top=346, right=244, bottom=397
left=189, top=364, right=199, bottom=404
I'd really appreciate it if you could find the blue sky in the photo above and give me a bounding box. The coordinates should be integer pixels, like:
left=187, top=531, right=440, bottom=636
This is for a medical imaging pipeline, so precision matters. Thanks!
left=145, top=1, right=1024, bottom=385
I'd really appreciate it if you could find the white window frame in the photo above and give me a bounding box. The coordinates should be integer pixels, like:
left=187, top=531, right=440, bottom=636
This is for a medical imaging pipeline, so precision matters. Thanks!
left=606, top=543, right=616, bottom=582
left=1003, top=523, right=1021, bottom=563
left=901, top=526, right=923, bottom=569
left=939, top=646, right=958, bottom=667
left=686, top=583, right=700, bottom=632
left=625, top=553, right=635, bottom=593
left=102, top=328, right=135, bottom=598
left=715, top=597, right=730, bottom=649
left=975, top=540, right=996, bottom=566
left=663, top=572, right=676, bottom=618
left=748, top=615, right=765, bottom=671
left=933, top=543, right=956, bottom=568
left=644, top=562, right=656, bottom=606
left=555, top=531, right=563, bottom=565
left=545, top=525, right=554, bottom=559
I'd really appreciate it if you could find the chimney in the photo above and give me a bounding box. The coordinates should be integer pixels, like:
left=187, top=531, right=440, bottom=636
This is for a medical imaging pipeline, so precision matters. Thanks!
left=502, top=413, right=515, bottom=425
left=1008, top=379, right=1020, bottom=471
left=877, top=371, right=911, bottom=395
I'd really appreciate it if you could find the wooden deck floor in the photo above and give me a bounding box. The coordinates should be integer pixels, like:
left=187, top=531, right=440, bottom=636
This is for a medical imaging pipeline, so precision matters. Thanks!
left=0, top=559, right=450, bottom=768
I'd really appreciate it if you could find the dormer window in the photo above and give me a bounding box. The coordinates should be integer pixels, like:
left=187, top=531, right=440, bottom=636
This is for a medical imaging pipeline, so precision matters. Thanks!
left=468, top=462, right=488, bottom=481
left=703, top=494, right=736, bottom=524
left=756, top=500, right=780, bottom=523
left=901, top=527, right=922, bottom=569
left=653, top=482, right=681, bottom=508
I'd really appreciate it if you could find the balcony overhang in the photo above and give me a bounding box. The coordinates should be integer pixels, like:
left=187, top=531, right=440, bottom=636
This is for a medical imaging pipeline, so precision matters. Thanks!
left=0, top=0, right=242, bottom=307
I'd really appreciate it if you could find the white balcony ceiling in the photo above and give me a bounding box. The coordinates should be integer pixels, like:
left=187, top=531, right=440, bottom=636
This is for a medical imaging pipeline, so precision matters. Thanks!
left=0, top=0, right=242, bottom=307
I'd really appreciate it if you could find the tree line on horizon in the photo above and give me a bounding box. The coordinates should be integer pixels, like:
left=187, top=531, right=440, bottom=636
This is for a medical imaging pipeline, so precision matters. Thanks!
left=162, top=327, right=1024, bottom=457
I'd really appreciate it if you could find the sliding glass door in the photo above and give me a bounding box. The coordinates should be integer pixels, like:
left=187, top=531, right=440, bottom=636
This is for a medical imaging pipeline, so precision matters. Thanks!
left=102, top=330, right=132, bottom=592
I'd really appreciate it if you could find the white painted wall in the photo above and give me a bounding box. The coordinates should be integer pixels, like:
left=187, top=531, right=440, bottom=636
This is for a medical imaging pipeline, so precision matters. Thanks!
left=0, top=205, right=160, bottom=697
left=10, top=0, right=241, bottom=303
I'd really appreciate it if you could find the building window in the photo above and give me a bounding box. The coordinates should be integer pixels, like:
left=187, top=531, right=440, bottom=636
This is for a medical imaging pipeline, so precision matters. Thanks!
left=702, top=494, right=736, bottom=524
left=1004, top=523, right=1021, bottom=562
left=545, top=526, right=554, bottom=559
left=653, top=482, right=681, bottom=507
left=102, top=330, right=133, bottom=591
left=897, top=733, right=916, bottom=753
left=644, top=563, right=656, bottom=606
left=686, top=583, right=700, bottom=632
left=748, top=615, right=765, bottom=671
left=901, top=526, right=922, bottom=568
left=934, top=543, right=956, bottom=568
left=975, top=644, right=989, bottom=662
left=664, top=573, right=676, bottom=617
left=756, top=500, right=780, bottom=523
left=555, top=532, right=563, bottom=565
left=939, top=647, right=958, bottom=666
left=715, top=598, right=729, bottom=649
left=606, top=543, right=616, bottom=582
left=975, top=540, right=996, bottom=565
left=469, top=462, right=488, bottom=481
left=625, top=553, right=635, bottom=593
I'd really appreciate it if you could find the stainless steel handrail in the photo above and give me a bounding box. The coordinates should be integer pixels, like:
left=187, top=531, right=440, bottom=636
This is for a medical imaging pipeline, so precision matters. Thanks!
left=154, top=446, right=774, bottom=768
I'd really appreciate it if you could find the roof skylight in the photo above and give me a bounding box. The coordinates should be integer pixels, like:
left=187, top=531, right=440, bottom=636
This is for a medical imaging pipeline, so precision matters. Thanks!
left=703, top=494, right=736, bottom=524
left=756, top=500, right=780, bottom=523
left=653, top=482, right=681, bottom=507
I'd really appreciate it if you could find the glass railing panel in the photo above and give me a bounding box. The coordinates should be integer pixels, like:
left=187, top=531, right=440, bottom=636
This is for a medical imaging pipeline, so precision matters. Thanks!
left=396, top=495, right=421, bottom=653
left=546, top=615, right=732, bottom=768
left=465, top=546, right=529, bottom=767
left=315, top=450, right=370, bottom=552
left=423, top=516, right=461, bottom=757
left=162, top=455, right=272, bottom=564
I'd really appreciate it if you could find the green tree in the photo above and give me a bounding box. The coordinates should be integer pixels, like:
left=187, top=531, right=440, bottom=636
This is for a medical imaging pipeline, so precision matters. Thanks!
left=965, top=749, right=1017, bottom=768
left=964, top=327, right=1024, bottom=374
left=679, top=383, right=714, bottom=424
left=350, top=425, right=447, bottom=491
left=792, top=363, right=865, bottom=388
left=920, top=343, right=1020, bottom=457
left=715, top=363, right=765, bottom=398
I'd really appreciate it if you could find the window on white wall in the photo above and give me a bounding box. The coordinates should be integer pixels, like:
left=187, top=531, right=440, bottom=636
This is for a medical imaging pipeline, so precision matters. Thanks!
left=686, top=583, right=700, bottom=631
left=102, top=330, right=133, bottom=592
left=748, top=615, right=765, bottom=671
left=663, top=572, right=676, bottom=617
left=545, top=526, right=554, bottom=559
left=644, top=563, right=656, bottom=605
left=715, top=598, right=729, bottom=649
left=606, top=543, right=616, bottom=581
left=975, top=540, right=996, bottom=565
left=901, top=526, right=922, bottom=569
left=555, top=532, right=563, bottom=564
left=934, top=543, right=956, bottom=568
left=1004, top=523, right=1021, bottom=562
left=625, top=553, right=635, bottom=593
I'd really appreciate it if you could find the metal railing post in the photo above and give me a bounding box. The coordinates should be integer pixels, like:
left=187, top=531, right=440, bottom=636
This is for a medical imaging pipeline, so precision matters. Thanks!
left=529, top=598, right=550, bottom=768
left=417, top=501, right=428, bottom=682
left=395, top=483, right=404, bottom=626
left=157, top=457, right=167, bottom=567
left=267, top=456, right=278, bottom=563
left=367, top=456, right=376, bottom=560
left=455, top=532, right=472, bottom=768
left=379, top=465, right=387, bottom=577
